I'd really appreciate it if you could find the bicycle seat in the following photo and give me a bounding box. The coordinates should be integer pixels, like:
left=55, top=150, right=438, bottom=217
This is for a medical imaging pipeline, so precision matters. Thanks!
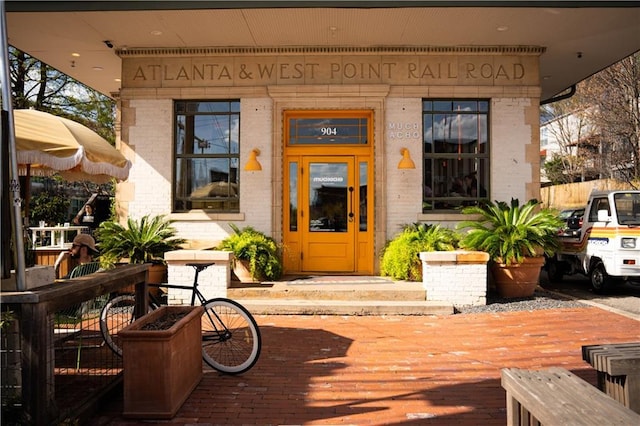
left=186, top=262, right=215, bottom=272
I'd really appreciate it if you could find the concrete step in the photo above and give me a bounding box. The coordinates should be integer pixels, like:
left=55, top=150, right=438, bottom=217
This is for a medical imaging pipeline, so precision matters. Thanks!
left=238, top=299, right=454, bottom=316
left=228, top=276, right=453, bottom=315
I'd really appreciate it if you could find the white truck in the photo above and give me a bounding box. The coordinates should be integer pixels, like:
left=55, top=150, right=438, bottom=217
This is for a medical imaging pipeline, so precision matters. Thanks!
left=545, top=190, right=640, bottom=293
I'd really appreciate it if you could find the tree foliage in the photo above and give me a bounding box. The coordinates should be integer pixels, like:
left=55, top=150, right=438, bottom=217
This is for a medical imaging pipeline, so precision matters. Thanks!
left=542, top=52, right=640, bottom=186
left=583, top=53, right=640, bottom=186
left=8, top=46, right=116, bottom=143
left=541, top=90, right=596, bottom=183
left=10, top=47, right=118, bottom=219
left=29, top=186, right=70, bottom=226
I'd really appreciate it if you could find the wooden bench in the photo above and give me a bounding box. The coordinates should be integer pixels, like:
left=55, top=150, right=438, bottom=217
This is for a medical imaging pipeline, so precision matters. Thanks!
left=501, top=367, right=640, bottom=425
left=582, top=342, right=640, bottom=413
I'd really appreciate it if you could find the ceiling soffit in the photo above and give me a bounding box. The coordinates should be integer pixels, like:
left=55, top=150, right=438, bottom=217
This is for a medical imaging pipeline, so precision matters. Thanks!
left=117, top=46, right=547, bottom=57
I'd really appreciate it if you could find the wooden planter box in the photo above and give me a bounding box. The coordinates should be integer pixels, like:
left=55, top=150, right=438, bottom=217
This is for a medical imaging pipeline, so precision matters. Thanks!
left=119, top=305, right=203, bottom=419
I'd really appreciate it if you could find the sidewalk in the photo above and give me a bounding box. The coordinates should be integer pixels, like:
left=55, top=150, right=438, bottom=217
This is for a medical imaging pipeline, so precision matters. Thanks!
left=90, top=306, right=639, bottom=426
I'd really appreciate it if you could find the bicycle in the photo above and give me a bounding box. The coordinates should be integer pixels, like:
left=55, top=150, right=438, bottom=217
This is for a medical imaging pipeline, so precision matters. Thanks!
left=99, top=262, right=261, bottom=374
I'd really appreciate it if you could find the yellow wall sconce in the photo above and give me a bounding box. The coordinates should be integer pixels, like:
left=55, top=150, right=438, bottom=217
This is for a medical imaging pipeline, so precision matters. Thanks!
left=244, top=148, right=262, bottom=171
left=397, top=147, right=416, bottom=169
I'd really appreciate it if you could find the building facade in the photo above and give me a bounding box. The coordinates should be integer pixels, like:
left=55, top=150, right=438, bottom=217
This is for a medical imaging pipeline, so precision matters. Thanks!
left=117, top=46, right=543, bottom=274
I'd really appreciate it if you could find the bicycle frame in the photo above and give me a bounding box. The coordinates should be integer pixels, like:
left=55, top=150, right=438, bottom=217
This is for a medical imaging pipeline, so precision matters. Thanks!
left=100, top=262, right=261, bottom=373
left=146, top=263, right=231, bottom=341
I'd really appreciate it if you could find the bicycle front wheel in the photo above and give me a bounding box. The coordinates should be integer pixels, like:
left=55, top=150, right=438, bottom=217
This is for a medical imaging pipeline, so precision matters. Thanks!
left=201, top=298, right=261, bottom=374
left=99, top=294, right=136, bottom=357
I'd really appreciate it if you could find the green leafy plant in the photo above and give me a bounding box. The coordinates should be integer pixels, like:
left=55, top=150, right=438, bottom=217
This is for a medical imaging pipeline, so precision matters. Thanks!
left=217, top=224, right=282, bottom=281
left=1, top=309, right=15, bottom=330
left=380, top=223, right=460, bottom=281
left=95, top=215, right=185, bottom=265
left=29, top=187, right=70, bottom=226
left=456, top=198, right=563, bottom=266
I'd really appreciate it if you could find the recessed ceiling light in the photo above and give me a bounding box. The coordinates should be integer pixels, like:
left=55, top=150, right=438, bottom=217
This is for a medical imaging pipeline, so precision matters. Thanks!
left=115, top=78, right=121, bottom=82
left=150, top=30, right=163, bottom=36
left=71, top=52, right=80, bottom=57
left=92, top=66, right=103, bottom=71
left=496, top=26, right=509, bottom=32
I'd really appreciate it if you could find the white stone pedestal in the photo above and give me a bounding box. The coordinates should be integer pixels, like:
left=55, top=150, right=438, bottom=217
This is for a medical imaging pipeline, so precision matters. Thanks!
left=420, top=251, right=489, bottom=306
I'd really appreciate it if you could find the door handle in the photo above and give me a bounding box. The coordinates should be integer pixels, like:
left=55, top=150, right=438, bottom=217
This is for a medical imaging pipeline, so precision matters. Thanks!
left=348, top=186, right=355, bottom=222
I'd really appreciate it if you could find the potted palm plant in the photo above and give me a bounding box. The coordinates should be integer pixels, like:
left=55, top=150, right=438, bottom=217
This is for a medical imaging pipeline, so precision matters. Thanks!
left=95, top=215, right=186, bottom=288
left=456, top=199, right=563, bottom=298
left=216, top=224, right=282, bottom=283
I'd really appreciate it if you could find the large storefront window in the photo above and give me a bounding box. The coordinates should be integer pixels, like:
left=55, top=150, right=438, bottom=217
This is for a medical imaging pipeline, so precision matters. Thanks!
left=422, top=100, right=489, bottom=212
left=174, top=100, right=240, bottom=212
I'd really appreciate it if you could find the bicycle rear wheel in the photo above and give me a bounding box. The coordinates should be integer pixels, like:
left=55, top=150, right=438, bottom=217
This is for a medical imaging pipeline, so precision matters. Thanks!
left=99, top=294, right=136, bottom=356
left=201, top=298, right=261, bottom=374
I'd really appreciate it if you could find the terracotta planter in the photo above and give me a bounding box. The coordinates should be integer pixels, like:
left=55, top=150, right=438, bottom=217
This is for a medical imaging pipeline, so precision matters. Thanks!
left=232, top=259, right=261, bottom=283
left=121, top=263, right=166, bottom=295
left=119, top=305, right=203, bottom=419
left=490, top=257, right=545, bottom=298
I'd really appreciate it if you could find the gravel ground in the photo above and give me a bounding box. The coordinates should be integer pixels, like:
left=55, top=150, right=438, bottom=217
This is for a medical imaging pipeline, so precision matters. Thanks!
left=454, top=288, right=586, bottom=314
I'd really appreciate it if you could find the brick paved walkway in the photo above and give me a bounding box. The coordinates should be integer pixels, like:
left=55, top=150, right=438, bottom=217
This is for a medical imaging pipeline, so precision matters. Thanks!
left=90, top=306, right=639, bottom=426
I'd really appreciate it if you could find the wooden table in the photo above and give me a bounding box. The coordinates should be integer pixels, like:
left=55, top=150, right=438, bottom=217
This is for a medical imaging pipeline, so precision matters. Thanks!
left=582, top=342, right=640, bottom=413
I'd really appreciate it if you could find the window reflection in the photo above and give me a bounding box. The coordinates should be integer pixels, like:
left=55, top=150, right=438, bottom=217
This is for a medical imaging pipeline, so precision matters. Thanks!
left=308, top=163, right=348, bottom=233
left=289, top=162, right=298, bottom=231
left=423, top=100, right=489, bottom=212
left=174, top=100, right=240, bottom=212
left=359, top=162, right=367, bottom=231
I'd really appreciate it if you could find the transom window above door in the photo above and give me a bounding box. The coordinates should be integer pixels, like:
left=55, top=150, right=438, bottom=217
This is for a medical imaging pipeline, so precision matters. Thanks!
left=288, top=116, right=369, bottom=145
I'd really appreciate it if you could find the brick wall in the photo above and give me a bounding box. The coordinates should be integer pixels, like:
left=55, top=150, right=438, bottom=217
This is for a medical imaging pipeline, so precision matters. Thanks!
left=420, top=251, right=489, bottom=306
left=118, top=86, right=539, bottom=268
left=385, top=98, right=423, bottom=235
left=164, top=250, right=232, bottom=303
left=491, top=98, right=535, bottom=203
left=239, top=98, right=274, bottom=234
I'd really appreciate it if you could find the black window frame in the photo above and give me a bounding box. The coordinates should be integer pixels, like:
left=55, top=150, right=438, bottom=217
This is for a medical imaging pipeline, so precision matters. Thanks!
left=173, top=100, right=240, bottom=213
left=422, top=99, right=490, bottom=213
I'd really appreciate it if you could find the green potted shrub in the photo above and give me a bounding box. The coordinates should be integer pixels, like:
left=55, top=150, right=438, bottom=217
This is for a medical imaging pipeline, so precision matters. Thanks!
left=95, top=215, right=186, bottom=287
left=456, top=198, right=563, bottom=298
left=380, top=223, right=460, bottom=281
left=216, top=224, right=282, bottom=282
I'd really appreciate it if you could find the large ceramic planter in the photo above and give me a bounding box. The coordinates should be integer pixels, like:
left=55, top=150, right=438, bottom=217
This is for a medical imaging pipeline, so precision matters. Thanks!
left=232, top=259, right=261, bottom=283
left=119, top=305, right=203, bottom=419
left=490, top=257, right=545, bottom=298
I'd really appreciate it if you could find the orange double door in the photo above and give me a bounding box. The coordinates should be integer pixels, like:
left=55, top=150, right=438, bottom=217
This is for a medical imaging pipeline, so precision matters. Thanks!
left=283, top=110, right=374, bottom=274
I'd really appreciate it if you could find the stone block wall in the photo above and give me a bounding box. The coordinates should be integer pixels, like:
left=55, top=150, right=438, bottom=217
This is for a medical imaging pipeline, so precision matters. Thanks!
left=420, top=251, right=489, bottom=306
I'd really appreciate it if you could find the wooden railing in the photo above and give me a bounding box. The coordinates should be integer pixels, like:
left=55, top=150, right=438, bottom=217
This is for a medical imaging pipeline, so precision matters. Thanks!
left=0, top=264, right=148, bottom=425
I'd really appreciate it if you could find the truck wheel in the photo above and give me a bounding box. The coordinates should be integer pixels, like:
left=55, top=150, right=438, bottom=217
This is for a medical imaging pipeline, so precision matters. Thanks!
left=546, top=258, right=564, bottom=283
left=590, top=262, right=610, bottom=294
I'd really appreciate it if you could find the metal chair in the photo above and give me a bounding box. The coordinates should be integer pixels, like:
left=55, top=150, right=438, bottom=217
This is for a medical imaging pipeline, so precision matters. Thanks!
left=68, top=262, right=101, bottom=278
left=55, top=262, right=104, bottom=369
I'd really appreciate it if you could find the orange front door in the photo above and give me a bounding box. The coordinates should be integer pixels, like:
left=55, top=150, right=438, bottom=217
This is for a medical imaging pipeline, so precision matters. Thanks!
left=301, top=156, right=356, bottom=272
left=282, top=110, right=374, bottom=274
